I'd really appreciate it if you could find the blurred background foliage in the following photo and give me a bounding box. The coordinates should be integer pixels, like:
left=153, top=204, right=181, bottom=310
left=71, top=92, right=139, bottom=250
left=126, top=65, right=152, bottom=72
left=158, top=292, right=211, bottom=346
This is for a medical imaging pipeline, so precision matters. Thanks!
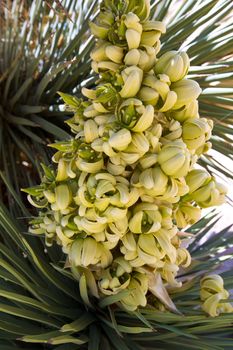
left=0, top=0, right=97, bottom=204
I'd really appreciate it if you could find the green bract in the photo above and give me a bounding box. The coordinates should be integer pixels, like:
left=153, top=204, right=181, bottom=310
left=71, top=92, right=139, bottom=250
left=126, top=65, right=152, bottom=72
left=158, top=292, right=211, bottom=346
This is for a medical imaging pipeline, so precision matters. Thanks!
left=25, top=0, right=231, bottom=314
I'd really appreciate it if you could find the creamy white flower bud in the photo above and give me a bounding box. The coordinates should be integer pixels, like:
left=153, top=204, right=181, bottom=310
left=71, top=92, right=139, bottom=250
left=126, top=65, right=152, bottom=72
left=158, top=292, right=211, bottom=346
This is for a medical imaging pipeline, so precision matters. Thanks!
left=109, top=129, right=132, bottom=151
left=158, top=90, right=177, bottom=112
left=182, top=118, right=212, bottom=151
left=141, top=21, right=166, bottom=46
left=157, top=141, right=191, bottom=178
left=126, top=29, right=142, bottom=50
left=174, top=203, right=201, bottom=228
left=120, top=66, right=143, bottom=98
left=43, top=190, right=55, bottom=204
left=186, top=169, right=211, bottom=193
left=55, top=184, right=71, bottom=210
left=124, top=49, right=141, bottom=66
left=124, top=13, right=141, bottom=28
left=169, top=100, right=199, bottom=122
left=121, top=274, right=148, bottom=310
left=172, top=79, right=202, bottom=109
left=126, top=132, right=150, bottom=155
left=200, top=275, right=233, bottom=317
left=76, top=157, right=104, bottom=174
left=138, top=86, right=159, bottom=105
left=131, top=105, right=154, bottom=132
left=105, top=45, right=124, bottom=63
left=89, top=22, right=109, bottom=39
left=90, top=42, right=109, bottom=62
left=56, top=159, right=68, bottom=181
left=97, top=61, right=120, bottom=72
left=84, top=119, right=99, bottom=143
left=155, top=51, right=190, bottom=82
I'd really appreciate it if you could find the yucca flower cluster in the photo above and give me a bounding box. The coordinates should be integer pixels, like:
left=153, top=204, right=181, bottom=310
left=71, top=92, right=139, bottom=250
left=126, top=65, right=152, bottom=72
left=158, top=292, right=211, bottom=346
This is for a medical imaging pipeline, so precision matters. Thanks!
left=200, top=275, right=233, bottom=317
left=25, top=0, right=229, bottom=313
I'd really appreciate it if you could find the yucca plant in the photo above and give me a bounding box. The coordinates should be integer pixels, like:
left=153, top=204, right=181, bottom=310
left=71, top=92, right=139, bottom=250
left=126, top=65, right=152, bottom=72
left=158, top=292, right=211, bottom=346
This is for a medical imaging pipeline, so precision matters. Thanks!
left=0, top=0, right=98, bottom=201
left=0, top=0, right=233, bottom=349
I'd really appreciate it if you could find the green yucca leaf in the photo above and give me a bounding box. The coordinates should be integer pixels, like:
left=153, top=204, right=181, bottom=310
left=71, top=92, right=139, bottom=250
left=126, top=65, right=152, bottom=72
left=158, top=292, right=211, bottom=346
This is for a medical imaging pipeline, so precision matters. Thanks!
left=61, top=314, right=95, bottom=333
